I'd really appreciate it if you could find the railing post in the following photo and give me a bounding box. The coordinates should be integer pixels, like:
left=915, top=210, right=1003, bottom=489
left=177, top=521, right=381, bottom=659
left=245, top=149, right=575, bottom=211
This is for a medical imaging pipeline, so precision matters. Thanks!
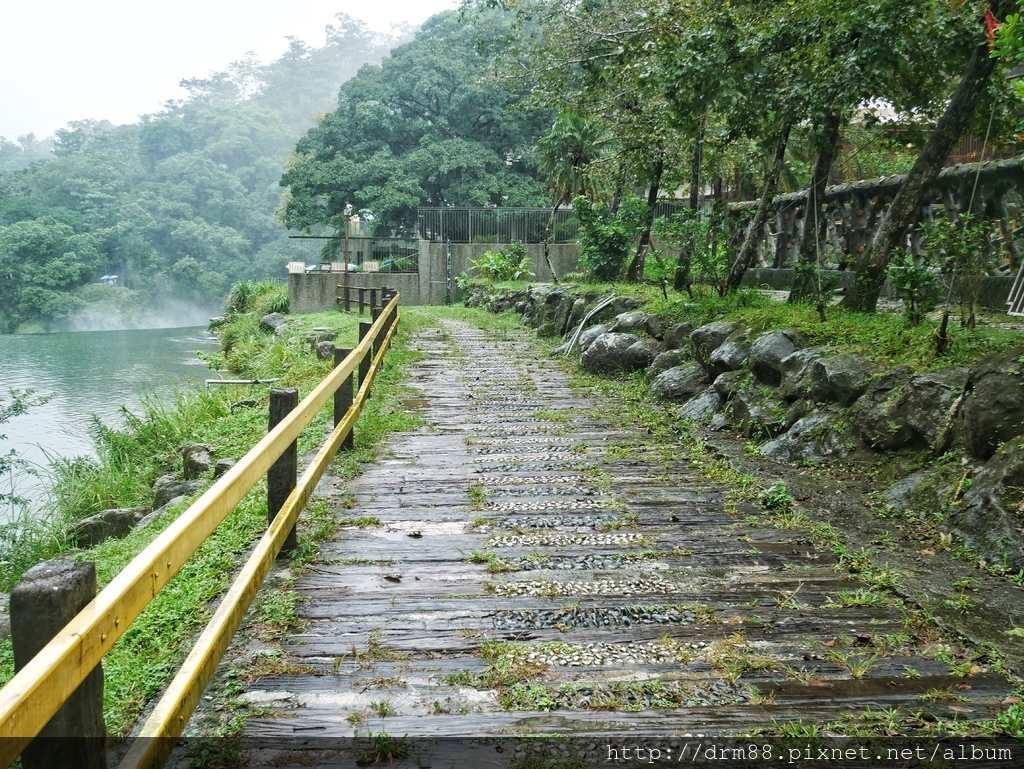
left=334, top=347, right=354, bottom=450
left=369, top=287, right=378, bottom=312
left=371, top=307, right=384, bottom=355
left=268, top=388, right=299, bottom=557
left=358, top=321, right=372, bottom=397
left=11, top=560, right=105, bottom=769
left=358, top=287, right=365, bottom=315
left=343, top=285, right=350, bottom=313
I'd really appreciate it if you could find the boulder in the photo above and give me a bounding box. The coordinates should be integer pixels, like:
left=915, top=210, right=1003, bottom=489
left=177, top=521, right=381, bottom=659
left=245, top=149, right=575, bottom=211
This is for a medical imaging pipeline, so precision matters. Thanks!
left=880, top=469, right=941, bottom=513
left=892, top=367, right=968, bottom=448
left=760, top=413, right=857, bottom=464
left=663, top=322, right=694, bottom=351
left=566, top=299, right=588, bottom=336
left=778, top=348, right=823, bottom=402
left=182, top=444, right=213, bottom=480
left=69, top=507, right=149, bottom=547
left=647, top=350, right=690, bottom=379
left=549, top=293, right=577, bottom=337
left=259, top=312, right=287, bottom=333
left=622, top=341, right=656, bottom=372
left=214, top=458, right=236, bottom=478
left=645, top=315, right=665, bottom=339
left=676, top=388, right=722, bottom=422
left=707, top=329, right=752, bottom=378
left=690, top=321, right=740, bottom=372
left=950, top=444, right=1024, bottom=571
left=749, top=329, right=804, bottom=386
left=581, top=333, right=647, bottom=374
left=962, top=347, right=1024, bottom=460
left=709, top=413, right=728, bottom=431
left=650, top=363, right=707, bottom=402
left=577, top=324, right=609, bottom=353
left=713, top=370, right=750, bottom=400
left=307, top=330, right=337, bottom=347
left=726, top=390, right=787, bottom=439
left=609, top=310, right=653, bottom=334
left=153, top=476, right=207, bottom=510
left=809, top=353, right=874, bottom=406
left=316, top=340, right=335, bottom=360
left=849, top=367, right=916, bottom=451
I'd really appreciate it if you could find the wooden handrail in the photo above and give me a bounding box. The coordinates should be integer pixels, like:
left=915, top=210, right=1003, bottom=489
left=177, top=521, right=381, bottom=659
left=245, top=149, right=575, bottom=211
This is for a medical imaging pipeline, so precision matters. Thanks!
left=0, top=293, right=401, bottom=768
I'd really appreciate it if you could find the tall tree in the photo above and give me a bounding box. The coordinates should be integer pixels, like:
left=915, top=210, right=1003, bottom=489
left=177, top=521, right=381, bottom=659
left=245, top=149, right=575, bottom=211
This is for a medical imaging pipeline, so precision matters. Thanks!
left=843, top=2, right=1015, bottom=311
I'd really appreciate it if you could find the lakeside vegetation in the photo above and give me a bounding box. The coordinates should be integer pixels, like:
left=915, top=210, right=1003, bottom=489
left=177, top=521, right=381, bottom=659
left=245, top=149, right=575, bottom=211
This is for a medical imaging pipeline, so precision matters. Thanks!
left=0, top=280, right=424, bottom=736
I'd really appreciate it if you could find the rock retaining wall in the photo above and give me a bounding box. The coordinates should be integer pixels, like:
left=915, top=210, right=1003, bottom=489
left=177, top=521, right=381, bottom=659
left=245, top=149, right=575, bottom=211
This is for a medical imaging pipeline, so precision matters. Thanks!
left=464, top=283, right=1024, bottom=572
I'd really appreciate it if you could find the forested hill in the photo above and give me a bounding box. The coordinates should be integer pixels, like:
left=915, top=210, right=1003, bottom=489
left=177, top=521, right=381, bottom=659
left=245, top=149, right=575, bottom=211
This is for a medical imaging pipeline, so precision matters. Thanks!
left=0, top=16, right=399, bottom=333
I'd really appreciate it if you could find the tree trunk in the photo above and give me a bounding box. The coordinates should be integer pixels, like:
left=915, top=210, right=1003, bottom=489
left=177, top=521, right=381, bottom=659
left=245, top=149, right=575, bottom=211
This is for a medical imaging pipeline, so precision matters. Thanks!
left=542, top=197, right=565, bottom=284
left=842, top=39, right=998, bottom=312
left=674, top=118, right=705, bottom=291
left=626, top=154, right=665, bottom=282
left=725, top=122, right=792, bottom=293
left=790, top=112, right=843, bottom=304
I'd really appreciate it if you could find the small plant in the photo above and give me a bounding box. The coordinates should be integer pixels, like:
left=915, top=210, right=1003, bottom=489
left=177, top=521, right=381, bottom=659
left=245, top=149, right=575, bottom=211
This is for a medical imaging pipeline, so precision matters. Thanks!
left=466, top=481, right=489, bottom=511
left=829, top=650, right=878, bottom=679
left=370, top=699, right=395, bottom=717
left=468, top=241, right=533, bottom=282
left=758, top=482, right=794, bottom=513
left=886, top=249, right=941, bottom=326
left=353, top=731, right=412, bottom=765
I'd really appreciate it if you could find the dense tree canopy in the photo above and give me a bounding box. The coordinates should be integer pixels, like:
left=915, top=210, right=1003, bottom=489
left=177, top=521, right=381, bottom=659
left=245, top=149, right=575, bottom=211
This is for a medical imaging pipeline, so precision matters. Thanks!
left=279, top=10, right=552, bottom=236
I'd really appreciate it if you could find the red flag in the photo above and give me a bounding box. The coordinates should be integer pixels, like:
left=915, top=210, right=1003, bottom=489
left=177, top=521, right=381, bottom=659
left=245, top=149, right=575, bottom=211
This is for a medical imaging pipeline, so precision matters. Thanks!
left=985, top=8, right=1001, bottom=46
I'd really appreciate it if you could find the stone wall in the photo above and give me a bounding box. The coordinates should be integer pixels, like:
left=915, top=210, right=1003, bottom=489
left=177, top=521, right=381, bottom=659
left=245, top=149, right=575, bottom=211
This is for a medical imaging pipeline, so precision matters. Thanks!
left=740, top=268, right=1017, bottom=309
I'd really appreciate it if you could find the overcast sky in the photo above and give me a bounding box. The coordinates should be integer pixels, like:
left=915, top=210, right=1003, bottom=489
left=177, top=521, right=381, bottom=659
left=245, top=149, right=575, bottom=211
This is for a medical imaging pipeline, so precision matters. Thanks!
left=0, top=0, right=459, bottom=141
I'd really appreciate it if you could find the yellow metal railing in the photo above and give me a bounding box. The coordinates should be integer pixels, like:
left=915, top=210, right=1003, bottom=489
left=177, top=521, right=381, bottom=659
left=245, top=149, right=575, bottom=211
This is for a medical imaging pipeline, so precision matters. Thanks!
left=0, top=293, right=401, bottom=769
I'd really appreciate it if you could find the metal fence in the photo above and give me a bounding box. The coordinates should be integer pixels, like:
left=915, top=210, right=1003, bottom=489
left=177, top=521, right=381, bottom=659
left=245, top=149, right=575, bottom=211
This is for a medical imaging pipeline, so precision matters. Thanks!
left=290, top=236, right=419, bottom=273
left=418, top=208, right=580, bottom=244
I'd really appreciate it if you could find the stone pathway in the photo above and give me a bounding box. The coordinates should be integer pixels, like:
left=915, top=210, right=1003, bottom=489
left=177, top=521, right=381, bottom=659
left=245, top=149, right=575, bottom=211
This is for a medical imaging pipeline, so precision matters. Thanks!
left=233, top=319, right=1013, bottom=762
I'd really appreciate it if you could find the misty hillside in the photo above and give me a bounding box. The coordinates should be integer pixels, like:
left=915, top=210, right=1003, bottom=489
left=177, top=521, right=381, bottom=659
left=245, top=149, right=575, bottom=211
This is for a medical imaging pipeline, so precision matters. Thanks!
left=0, top=16, right=400, bottom=333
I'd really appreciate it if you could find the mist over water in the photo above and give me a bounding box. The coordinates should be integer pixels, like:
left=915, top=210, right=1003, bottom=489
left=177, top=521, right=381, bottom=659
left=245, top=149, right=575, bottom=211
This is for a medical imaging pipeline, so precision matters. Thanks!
left=58, top=298, right=222, bottom=333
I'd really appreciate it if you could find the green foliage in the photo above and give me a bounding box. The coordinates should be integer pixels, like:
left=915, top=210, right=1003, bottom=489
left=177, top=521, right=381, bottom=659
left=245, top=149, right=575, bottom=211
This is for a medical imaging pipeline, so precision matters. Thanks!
left=574, top=195, right=648, bottom=282
left=758, top=483, right=795, bottom=513
left=227, top=279, right=289, bottom=315
left=886, top=250, right=941, bottom=326
left=920, top=212, right=993, bottom=329
left=654, top=203, right=732, bottom=293
left=470, top=241, right=533, bottom=282
left=280, top=11, right=550, bottom=237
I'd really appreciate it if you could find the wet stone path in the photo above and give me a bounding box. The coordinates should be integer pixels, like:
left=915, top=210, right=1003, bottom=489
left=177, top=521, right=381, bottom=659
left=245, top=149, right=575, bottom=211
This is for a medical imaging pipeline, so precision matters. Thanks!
left=237, top=320, right=1012, bottom=757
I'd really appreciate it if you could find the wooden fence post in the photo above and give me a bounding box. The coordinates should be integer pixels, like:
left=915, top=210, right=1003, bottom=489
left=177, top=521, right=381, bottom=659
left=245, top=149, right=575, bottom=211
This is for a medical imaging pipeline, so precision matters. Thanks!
left=358, top=322, right=372, bottom=398
left=268, top=388, right=299, bottom=556
left=358, top=287, right=365, bottom=315
left=343, top=285, right=351, bottom=313
left=334, top=347, right=354, bottom=450
left=11, top=560, right=105, bottom=769
left=369, top=288, right=378, bottom=312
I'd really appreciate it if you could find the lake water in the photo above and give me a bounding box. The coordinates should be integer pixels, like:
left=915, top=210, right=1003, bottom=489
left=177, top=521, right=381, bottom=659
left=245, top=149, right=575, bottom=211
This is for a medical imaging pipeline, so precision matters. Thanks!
left=0, top=327, right=219, bottom=513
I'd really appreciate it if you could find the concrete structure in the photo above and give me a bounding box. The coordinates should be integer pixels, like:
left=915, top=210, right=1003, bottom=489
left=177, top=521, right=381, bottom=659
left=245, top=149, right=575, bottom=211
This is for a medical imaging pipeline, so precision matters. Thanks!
left=289, top=240, right=581, bottom=313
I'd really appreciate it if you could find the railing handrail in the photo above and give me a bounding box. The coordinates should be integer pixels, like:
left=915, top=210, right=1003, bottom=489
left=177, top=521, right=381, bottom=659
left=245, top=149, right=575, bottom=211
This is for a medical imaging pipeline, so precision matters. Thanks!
left=0, top=293, right=401, bottom=767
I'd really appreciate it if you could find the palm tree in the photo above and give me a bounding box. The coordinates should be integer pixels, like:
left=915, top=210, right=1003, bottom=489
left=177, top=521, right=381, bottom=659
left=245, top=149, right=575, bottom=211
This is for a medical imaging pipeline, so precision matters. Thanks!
left=536, top=111, right=607, bottom=281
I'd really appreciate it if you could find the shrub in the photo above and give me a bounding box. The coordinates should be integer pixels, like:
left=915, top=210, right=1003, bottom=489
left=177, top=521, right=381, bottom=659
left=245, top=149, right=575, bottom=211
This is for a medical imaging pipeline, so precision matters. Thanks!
left=574, top=195, right=648, bottom=282
left=469, top=241, right=533, bottom=282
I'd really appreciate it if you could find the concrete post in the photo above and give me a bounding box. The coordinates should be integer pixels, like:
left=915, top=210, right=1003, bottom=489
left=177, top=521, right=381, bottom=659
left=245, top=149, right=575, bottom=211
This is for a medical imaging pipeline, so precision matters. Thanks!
left=334, top=348, right=354, bottom=450
left=11, top=560, right=105, bottom=769
left=268, top=388, right=299, bottom=556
